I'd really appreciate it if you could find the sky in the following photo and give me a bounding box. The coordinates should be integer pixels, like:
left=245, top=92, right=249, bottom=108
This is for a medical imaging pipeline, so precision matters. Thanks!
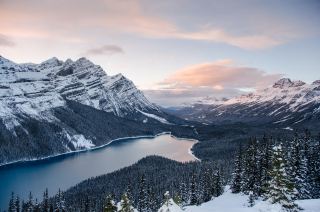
left=0, top=0, right=319, bottom=107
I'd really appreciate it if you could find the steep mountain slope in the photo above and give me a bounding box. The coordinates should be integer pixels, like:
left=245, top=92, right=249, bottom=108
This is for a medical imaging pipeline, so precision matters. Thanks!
left=35, top=56, right=188, bottom=124
left=0, top=55, right=192, bottom=165
left=171, top=78, right=320, bottom=126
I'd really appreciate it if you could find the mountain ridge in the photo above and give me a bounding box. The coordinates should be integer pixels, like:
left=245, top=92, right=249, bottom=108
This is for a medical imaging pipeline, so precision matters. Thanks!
left=171, top=78, right=320, bottom=126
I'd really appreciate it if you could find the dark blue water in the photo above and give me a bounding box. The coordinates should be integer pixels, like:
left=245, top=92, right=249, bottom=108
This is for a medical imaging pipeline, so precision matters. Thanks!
left=0, top=134, right=196, bottom=210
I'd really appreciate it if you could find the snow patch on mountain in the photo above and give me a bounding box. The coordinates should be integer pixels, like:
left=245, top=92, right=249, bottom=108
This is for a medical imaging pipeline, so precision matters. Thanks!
left=136, top=108, right=171, bottom=124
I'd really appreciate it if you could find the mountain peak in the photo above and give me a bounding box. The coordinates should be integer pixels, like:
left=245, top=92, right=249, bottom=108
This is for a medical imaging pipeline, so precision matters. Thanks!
left=272, top=78, right=293, bottom=89
left=38, top=57, right=63, bottom=70
left=292, top=80, right=306, bottom=87
left=312, top=80, right=320, bottom=85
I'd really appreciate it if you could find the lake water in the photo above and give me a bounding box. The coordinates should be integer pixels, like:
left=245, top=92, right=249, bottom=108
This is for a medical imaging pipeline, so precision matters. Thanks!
left=0, top=133, right=196, bottom=210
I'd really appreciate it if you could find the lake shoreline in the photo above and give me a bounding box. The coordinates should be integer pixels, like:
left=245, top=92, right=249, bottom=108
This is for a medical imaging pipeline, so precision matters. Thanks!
left=0, top=132, right=199, bottom=167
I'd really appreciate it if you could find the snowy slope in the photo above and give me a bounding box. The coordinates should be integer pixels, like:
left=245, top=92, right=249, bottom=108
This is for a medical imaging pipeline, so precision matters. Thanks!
left=172, top=78, right=320, bottom=126
left=184, top=186, right=320, bottom=212
left=31, top=56, right=189, bottom=125
left=0, top=55, right=65, bottom=131
left=0, top=55, right=191, bottom=165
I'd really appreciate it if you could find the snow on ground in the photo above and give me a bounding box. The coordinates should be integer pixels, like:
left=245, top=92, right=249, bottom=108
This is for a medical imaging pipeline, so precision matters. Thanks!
left=184, top=186, right=320, bottom=212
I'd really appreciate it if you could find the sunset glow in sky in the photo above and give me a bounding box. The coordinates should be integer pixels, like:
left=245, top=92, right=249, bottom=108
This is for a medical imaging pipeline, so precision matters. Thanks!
left=1, top=0, right=319, bottom=106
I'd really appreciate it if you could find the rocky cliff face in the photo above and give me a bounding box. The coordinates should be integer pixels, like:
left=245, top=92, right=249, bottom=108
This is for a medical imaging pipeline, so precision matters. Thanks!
left=172, top=78, right=320, bottom=126
left=36, top=56, right=165, bottom=121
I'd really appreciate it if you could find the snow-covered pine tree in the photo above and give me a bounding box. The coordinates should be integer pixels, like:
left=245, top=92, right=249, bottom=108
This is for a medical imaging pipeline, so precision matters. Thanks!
left=214, top=170, right=224, bottom=197
left=42, top=188, right=49, bottom=212
left=8, top=192, right=16, bottom=212
left=22, top=200, right=28, bottom=212
left=188, top=170, right=197, bottom=205
left=54, top=189, right=66, bottom=212
left=253, top=137, right=262, bottom=197
left=201, top=168, right=211, bottom=202
left=27, top=191, right=34, bottom=212
left=126, top=179, right=134, bottom=204
left=231, top=143, right=243, bottom=193
left=118, top=192, right=134, bottom=212
left=247, top=191, right=255, bottom=207
left=196, top=180, right=203, bottom=206
left=263, top=143, right=303, bottom=211
left=34, top=198, right=41, bottom=212
left=103, top=193, right=117, bottom=212
left=260, top=134, right=271, bottom=193
left=149, top=187, right=159, bottom=212
left=178, top=175, right=188, bottom=206
left=146, top=183, right=152, bottom=211
left=309, top=132, right=320, bottom=198
left=287, top=132, right=311, bottom=200
left=138, top=174, right=147, bottom=212
left=173, top=193, right=182, bottom=209
left=15, top=195, right=20, bottom=212
left=241, top=138, right=254, bottom=194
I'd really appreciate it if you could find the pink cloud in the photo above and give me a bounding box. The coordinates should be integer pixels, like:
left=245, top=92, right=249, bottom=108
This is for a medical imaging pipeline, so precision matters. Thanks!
left=80, top=45, right=124, bottom=57
left=157, top=60, right=284, bottom=89
left=0, top=0, right=284, bottom=50
left=213, top=85, right=224, bottom=90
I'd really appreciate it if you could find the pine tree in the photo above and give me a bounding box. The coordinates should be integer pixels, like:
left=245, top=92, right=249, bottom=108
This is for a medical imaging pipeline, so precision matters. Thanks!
left=118, top=192, right=134, bottom=212
left=173, top=193, right=183, bottom=209
left=42, top=188, right=49, bottom=212
left=263, top=143, right=303, bottom=211
left=34, top=199, right=41, bottom=212
left=145, top=183, right=152, bottom=211
left=16, top=196, right=20, bottom=212
left=201, top=168, right=211, bottom=202
left=287, top=132, right=311, bottom=199
left=126, top=179, right=133, bottom=204
left=149, top=187, right=158, bottom=212
left=247, top=192, right=255, bottom=207
left=8, top=192, right=16, bottom=212
left=22, top=200, right=28, bottom=212
left=178, top=175, right=188, bottom=206
left=241, top=138, right=253, bottom=194
left=310, top=132, right=320, bottom=198
left=231, top=143, right=243, bottom=193
left=138, top=174, right=147, bottom=212
left=214, top=170, right=224, bottom=197
left=188, top=170, right=197, bottom=205
left=54, top=189, right=66, bottom=212
left=27, top=191, right=34, bottom=212
left=103, top=193, right=117, bottom=212
left=196, top=181, right=203, bottom=206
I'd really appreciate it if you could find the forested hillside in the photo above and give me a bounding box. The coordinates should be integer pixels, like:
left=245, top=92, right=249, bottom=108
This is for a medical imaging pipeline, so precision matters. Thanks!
left=7, top=129, right=320, bottom=211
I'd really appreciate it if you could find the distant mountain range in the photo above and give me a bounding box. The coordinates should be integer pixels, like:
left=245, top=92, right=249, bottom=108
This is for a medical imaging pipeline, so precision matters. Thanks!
left=170, top=78, right=320, bottom=127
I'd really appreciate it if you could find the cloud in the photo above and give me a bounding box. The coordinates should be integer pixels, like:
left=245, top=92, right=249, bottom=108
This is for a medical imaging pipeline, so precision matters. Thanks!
left=0, top=34, right=15, bottom=47
left=145, top=59, right=284, bottom=106
left=81, top=45, right=124, bottom=57
left=157, top=59, right=284, bottom=89
left=175, top=29, right=280, bottom=50
left=213, top=85, right=223, bottom=90
left=0, top=0, right=287, bottom=50
left=142, top=86, right=244, bottom=107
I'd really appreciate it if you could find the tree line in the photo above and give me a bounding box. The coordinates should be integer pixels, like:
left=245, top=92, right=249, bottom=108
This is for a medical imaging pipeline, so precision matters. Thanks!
left=6, top=129, right=320, bottom=212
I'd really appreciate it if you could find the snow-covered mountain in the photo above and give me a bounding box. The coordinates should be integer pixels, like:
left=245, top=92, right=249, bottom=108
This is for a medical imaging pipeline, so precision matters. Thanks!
left=0, top=55, right=189, bottom=165
left=1, top=55, right=187, bottom=126
left=171, top=78, right=320, bottom=126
